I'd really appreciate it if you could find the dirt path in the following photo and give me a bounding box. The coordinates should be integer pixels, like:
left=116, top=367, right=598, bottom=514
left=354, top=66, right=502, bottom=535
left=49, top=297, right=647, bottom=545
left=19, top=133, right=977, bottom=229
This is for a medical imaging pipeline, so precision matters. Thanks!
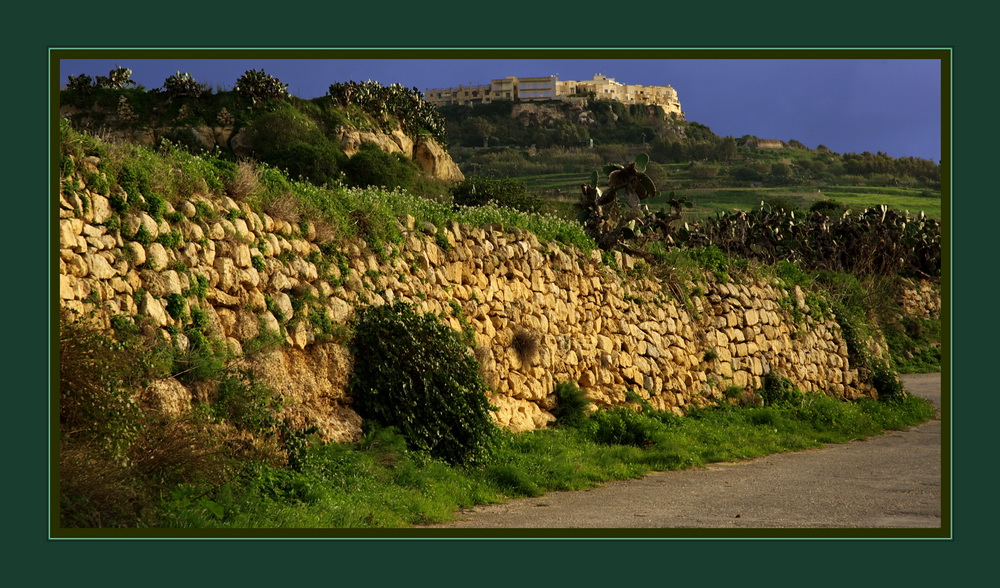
left=423, top=373, right=943, bottom=530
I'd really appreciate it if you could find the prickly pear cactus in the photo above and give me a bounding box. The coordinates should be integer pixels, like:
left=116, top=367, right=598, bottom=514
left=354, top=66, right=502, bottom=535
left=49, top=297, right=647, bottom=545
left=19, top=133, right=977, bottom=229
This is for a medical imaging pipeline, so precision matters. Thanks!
left=579, top=154, right=691, bottom=256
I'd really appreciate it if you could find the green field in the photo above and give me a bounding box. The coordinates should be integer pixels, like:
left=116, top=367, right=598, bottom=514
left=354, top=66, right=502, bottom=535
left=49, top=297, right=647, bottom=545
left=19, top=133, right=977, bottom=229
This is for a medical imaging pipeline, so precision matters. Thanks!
left=648, top=185, right=942, bottom=221
left=518, top=171, right=943, bottom=222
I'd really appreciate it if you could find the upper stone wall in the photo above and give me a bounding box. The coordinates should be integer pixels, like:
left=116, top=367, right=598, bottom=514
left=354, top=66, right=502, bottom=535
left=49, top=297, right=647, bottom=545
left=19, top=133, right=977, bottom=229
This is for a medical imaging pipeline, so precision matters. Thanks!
left=59, top=162, right=877, bottom=442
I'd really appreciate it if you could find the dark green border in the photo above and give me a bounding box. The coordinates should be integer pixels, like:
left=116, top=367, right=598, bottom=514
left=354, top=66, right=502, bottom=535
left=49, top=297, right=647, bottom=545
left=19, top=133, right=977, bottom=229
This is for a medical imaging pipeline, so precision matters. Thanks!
left=20, top=4, right=991, bottom=582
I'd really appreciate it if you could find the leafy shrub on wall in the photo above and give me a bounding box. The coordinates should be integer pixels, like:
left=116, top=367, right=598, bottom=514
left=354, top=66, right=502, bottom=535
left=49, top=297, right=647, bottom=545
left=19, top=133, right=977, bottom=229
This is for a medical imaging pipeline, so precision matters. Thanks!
left=343, top=142, right=417, bottom=190
left=347, top=302, right=498, bottom=465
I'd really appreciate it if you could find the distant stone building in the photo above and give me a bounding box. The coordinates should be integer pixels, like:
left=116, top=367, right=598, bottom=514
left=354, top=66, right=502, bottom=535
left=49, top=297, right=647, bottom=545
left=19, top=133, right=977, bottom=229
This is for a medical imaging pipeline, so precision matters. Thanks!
left=424, top=74, right=683, bottom=117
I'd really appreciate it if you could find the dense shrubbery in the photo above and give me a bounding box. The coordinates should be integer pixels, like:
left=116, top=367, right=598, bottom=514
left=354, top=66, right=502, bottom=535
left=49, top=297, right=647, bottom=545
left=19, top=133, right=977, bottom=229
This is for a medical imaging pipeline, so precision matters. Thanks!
left=347, top=303, right=499, bottom=465
left=235, top=69, right=290, bottom=106
left=161, top=71, right=209, bottom=99
left=450, top=176, right=541, bottom=213
left=675, top=202, right=940, bottom=278
left=329, top=80, right=447, bottom=145
left=440, top=99, right=674, bottom=149
left=551, top=381, right=592, bottom=428
left=243, top=106, right=347, bottom=186
left=342, top=142, right=418, bottom=190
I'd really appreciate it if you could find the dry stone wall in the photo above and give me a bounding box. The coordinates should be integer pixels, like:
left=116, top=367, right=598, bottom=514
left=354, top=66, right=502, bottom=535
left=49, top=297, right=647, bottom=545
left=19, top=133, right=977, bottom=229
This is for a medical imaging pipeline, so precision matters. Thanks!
left=59, top=166, right=874, bottom=443
left=898, top=278, right=941, bottom=320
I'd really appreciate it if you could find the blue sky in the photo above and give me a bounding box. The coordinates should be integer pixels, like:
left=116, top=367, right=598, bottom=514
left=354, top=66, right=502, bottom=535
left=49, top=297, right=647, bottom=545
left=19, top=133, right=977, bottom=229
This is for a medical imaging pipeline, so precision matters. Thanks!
left=58, top=56, right=943, bottom=162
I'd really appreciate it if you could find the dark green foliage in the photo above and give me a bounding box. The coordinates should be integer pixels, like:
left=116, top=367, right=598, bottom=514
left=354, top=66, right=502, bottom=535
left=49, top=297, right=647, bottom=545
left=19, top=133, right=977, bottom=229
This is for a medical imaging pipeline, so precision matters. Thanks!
left=842, top=151, right=941, bottom=187
left=156, top=229, right=183, bottom=249
left=141, top=192, right=166, bottom=219
left=551, top=381, right=591, bottom=428
left=675, top=202, right=940, bottom=278
left=760, top=372, right=801, bottom=406
left=810, top=199, right=848, bottom=216
left=186, top=274, right=209, bottom=299
left=83, top=170, right=109, bottom=195
left=243, top=107, right=347, bottom=186
left=439, top=100, right=671, bottom=150
left=161, top=72, right=209, bottom=99
left=731, top=165, right=763, bottom=182
left=212, top=370, right=283, bottom=435
left=343, top=142, right=417, bottom=190
left=164, top=293, right=188, bottom=321
left=348, top=302, right=499, bottom=465
left=451, top=177, right=541, bottom=213
left=235, top=69, right=290, bottom=106
left=870, top=361, right=906, bottom=401
left=583, top=407, right=660, bottom=447
left=329, top=80, right=447, bottom=145
left=59, top=312, right=143, bottom=461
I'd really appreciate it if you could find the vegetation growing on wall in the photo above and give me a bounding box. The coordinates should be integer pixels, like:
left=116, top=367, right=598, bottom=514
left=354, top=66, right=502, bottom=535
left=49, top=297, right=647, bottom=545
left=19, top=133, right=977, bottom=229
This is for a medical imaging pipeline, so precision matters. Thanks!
left=60, top=68, right=451, bottom=196
left=56, top=78, right=941, bottom=530
left=347, top=303, right=499, bottom=465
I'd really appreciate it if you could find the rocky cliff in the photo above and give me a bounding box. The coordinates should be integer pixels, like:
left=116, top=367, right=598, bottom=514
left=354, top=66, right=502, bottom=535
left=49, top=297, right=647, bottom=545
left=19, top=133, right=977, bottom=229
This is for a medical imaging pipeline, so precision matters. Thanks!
left=60, top=159, right=932, bottom=443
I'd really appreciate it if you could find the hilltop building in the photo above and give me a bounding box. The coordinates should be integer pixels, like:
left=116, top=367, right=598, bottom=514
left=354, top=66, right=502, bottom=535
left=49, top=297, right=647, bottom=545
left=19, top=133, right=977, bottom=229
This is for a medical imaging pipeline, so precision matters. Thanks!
left=424, top=74, right=683, bottom=117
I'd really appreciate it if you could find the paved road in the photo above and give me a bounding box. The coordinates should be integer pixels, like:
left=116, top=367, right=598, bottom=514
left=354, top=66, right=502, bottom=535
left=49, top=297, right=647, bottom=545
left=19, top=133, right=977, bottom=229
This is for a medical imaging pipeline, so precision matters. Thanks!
left=425, top=373, right=943, bottom=529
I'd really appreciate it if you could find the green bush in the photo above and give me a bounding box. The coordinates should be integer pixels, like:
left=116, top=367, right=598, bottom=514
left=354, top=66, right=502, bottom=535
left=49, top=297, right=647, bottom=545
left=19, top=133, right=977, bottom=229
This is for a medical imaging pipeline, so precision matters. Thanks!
left=870, top=361, right=906, bottom=401
left=212, top=370, right=283, bottom=435
left=161, top=72, right=208, bottom=99
left=583, top=406, right=660, bottom=447
left=234, top=69, right=289, bottom=106
left=451, top=177, right=541, bottom=213
left=551, top=381, right=591, bottom=428
left=347, top=302, right=499, bottom=465
left=760, top=372, right=800, bottom=406
left=810, top=199, right=848, bottom=216
left=243, top=108, right=347, bottom=187
left=343, top=143, right=417, bottom=190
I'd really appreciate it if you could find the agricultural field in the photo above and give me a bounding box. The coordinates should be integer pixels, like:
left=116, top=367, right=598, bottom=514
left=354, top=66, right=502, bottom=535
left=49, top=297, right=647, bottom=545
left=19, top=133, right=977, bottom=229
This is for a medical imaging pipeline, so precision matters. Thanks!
left=511, top=170, right=942, bottom=223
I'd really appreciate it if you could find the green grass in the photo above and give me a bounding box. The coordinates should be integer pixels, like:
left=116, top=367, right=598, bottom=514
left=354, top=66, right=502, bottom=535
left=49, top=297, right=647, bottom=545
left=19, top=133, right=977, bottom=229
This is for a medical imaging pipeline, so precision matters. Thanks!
left=815, top=186, right=941, bottom=219
left=645, top=186, right=941, bottom=222
left=155, top=392, right=936, bottom=529
left=496, top=171, right=941, bottom=225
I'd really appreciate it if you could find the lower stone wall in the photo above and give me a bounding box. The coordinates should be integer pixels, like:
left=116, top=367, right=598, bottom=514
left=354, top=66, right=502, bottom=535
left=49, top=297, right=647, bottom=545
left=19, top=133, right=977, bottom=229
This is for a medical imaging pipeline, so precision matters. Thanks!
left=59, top=177, right=874, bottom=442
left=899, top=278, right=941, bottom=320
